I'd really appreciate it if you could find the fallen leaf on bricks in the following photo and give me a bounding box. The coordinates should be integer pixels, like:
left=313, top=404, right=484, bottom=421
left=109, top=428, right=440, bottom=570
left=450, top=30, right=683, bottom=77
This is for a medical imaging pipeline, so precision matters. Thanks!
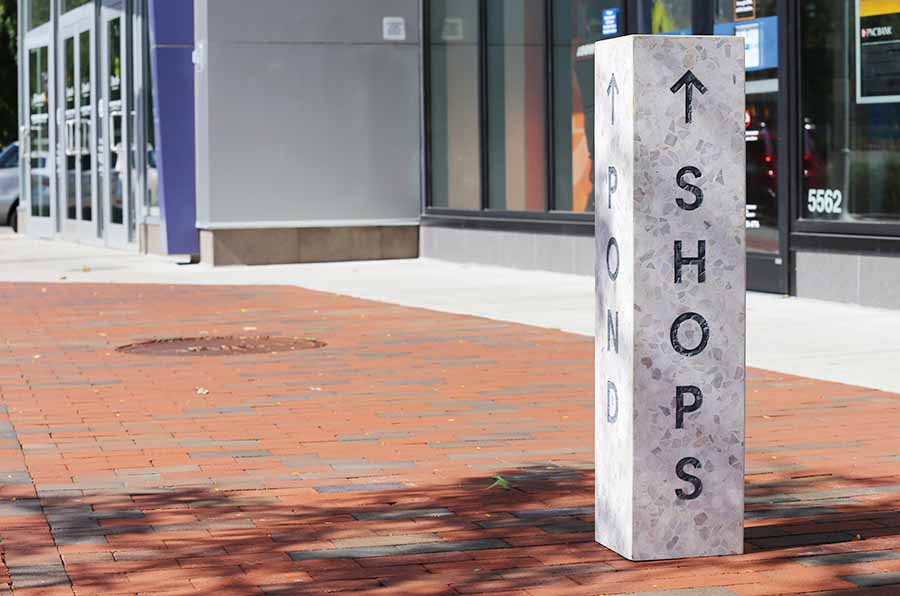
left=488, top=475, right=511, bottom=490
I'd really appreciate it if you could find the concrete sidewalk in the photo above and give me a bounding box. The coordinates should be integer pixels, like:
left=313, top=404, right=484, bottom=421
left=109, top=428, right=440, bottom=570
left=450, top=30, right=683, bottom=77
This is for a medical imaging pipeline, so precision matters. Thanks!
left=2, top=230, right=899, bottom=393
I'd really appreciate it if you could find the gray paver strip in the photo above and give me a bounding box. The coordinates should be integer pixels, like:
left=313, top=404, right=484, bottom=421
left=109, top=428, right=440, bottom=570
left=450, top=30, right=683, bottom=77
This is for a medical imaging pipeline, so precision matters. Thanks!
left=613, top=590, right=739, bottom=596
left=331, top=533, right=442, bottom=548
left=189, top=449, right=273, bottom=459
left=0, top=499, right=41, bottom=516
left=744, top=506, right=838, bottom=521
left=179, top=439, right=260, bottom=447
left=288, top=538, right=509, bottom=560
left=748, top=441, right=865, bottom=453
left=797, top=550, right=900, bottom=566
left=500, top=562, right=615, bottom=577
left=747, top=484, right=900, bottom=504
left=314, top=482, right=411, bottom=493
left=842, top=572, right=900, bottom=587
left=337, top=432, right=414, bottom=442
left=512, top=507, right=593, bottom=519
left=7, top=565, right=71, bottom=588
left=330, top=461, right=417, bottom=471
left=749, top=532, right=856, bottom=549
left=352, top=508, right=453, bottom=521
left=447, top=447, right=590, bottom=460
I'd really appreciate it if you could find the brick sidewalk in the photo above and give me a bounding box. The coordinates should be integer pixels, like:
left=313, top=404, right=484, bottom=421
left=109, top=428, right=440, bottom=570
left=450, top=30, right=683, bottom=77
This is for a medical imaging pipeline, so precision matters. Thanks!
left=0, top=282, right=898, bottom=596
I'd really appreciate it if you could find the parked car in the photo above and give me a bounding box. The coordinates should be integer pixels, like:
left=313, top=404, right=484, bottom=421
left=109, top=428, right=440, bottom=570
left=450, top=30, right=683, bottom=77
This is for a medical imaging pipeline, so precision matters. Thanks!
left=0, top=143, right=19, bottom=231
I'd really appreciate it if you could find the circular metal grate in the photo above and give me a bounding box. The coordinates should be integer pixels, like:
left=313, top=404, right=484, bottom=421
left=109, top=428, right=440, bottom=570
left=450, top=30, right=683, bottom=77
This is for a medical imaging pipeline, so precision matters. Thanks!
left=117, top=335, right=326, bottom=357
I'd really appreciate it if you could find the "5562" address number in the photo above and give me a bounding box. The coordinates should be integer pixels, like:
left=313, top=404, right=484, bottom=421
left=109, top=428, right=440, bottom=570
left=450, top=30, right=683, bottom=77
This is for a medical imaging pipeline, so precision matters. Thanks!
left=807, top=188, right=843, bottom=215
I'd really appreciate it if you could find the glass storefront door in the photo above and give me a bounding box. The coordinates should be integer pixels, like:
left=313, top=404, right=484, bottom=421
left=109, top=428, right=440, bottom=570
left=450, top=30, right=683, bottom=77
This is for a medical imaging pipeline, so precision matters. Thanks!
left=100, top=2, right=131, bottom=247
left=25, top=35, right=55, bottom=238
left=58, top=10, right=96, bottom=243
left=717, top=0, right=788, bottom=292
left=645, top=0, right=788, bottom=291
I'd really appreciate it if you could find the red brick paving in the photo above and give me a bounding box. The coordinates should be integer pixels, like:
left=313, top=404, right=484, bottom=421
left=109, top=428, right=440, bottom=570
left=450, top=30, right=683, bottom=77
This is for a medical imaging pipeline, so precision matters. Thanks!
left=0, top=282, right=897, bottom=595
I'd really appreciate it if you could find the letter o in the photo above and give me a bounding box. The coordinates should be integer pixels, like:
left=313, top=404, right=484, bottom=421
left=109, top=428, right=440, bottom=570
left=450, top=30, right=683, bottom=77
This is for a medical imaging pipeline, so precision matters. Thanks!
left=607, top=237, right=620, bottom=281
left=670, top=312, right=710, bottom=357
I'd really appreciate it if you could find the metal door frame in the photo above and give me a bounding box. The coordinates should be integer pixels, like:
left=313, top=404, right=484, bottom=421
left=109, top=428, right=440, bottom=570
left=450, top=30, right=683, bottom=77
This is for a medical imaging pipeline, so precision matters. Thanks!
left=24, top=23, right=56, bottom=239
left=99, top=0, right=133, bottom=248
left=58, top=5, right=97, bottom=243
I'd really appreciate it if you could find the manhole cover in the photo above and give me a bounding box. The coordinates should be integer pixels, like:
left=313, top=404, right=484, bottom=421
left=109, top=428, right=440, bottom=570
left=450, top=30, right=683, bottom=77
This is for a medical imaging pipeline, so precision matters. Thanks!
left=117, top=336, right=326, bottom=357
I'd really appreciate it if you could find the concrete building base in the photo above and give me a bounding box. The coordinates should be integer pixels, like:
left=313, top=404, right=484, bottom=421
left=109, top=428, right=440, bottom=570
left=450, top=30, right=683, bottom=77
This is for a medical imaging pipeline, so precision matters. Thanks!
left=795, top=251, right=900, bottom=310
left=140, top=223, right=164, bottom=255
left=420, top=225, right=595, bottom=276
left=200, top=225, right=419, bottom=266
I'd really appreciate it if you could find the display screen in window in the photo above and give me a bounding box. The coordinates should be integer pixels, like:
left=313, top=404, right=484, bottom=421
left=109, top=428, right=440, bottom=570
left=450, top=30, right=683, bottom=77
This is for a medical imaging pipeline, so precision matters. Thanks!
left=801, top=0, right=900, bottom=223
left=857, top=0, right=900, bottom=103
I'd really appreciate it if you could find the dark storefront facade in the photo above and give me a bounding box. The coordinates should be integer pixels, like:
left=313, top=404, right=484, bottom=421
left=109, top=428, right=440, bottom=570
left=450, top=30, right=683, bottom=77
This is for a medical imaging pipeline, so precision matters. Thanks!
left=421, top=0, right=900, bottom=303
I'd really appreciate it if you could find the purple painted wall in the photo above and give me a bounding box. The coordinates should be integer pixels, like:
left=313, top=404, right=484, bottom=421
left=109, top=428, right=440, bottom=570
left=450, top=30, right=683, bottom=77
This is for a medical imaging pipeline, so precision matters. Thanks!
left=148, top=0, right=198, bottom=255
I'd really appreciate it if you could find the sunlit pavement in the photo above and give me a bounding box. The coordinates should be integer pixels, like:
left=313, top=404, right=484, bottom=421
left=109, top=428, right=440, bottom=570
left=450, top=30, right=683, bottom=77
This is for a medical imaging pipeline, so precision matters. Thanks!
left=3, top=231, right=900, bottom=394
left=0, top=280, right=898, bottom=595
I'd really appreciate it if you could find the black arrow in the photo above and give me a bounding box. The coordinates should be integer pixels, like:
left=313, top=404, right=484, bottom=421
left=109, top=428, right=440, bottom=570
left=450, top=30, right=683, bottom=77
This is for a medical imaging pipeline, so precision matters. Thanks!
left=606, top=74, right=619, bottom=125
left=670, top=70, right=708, bottom=124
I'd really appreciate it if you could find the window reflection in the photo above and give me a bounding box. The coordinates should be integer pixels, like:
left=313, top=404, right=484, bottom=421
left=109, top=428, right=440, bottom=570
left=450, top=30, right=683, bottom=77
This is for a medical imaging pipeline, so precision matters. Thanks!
left=428, top=0, right=481, bottom=210
left=552, top=0, right=623, bottom=212
left=486, top=0, right=546, bottom=211
left=146, top=23, right=159, bottom=213
left=801, top=0, right=900, bottom=223
left=650, top=0, right=691, bottom=33
left=29, top=47, right=50, bottom=218
left=63, top=0, right=91, bottom=12
left=108, top=18, right=125, bottom=226
left=29, top=0, right=50, bottom=29
left=65, top=37, right=78, bottom=221
left=80, top=29, right=93, bottom=222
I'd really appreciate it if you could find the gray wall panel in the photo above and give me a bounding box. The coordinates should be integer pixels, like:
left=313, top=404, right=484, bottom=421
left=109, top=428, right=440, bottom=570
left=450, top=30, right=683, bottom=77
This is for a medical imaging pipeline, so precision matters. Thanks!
left=207, top=0, right=420, bottom=44
left=860, top=254, right=900, bottom=310
left=196, top=0, right=422, bottom=228
left=204, top=42, right=420, bottom=225
left=794, top=252, right=859, bottom=305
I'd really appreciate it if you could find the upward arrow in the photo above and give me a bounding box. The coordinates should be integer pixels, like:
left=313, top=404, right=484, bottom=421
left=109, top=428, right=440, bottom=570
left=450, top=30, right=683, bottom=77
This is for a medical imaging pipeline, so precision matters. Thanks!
left=669, top=70, right=708, bottom=124
left=606, top=74, right=619, bottom=125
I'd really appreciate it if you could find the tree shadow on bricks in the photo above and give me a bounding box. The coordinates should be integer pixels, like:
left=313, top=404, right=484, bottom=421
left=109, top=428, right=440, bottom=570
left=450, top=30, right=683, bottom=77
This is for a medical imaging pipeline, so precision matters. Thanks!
left=4, top=465, right=896, bottom=595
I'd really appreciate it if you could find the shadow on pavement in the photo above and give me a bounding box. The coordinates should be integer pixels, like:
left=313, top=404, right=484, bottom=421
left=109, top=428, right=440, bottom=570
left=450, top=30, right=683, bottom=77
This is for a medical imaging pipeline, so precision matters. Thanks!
left=11, top=465, right=899, bottom=595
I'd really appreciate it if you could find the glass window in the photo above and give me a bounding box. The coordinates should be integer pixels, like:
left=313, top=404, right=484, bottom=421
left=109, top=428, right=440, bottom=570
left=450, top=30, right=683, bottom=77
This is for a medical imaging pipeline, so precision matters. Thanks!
left=108, top=17, right=125, bottom=225
left=63, top=0, right=92, bottom=12
left=80, top=29, right=93, bottom=222
left=715, top=0, right=776, bottom=23
left=29, top=0, right=50, bottom=29
left=650, top=0, right=692, bottom=33
left=801, top=0, right=900, bottom=223
left=145, top=19, right=159, bottom=213
left=713, top=0, right=781, bottom=253
left=486, top=0, right=547, bottom=211
left=552, top=0, right=624, bottom=212
left=0, top=145, right=18, bottom=169
left=29, top=46, right=50, bottom=218
left=65, top=37, right=77, bottom=220
left=428, top=0, right=481, bottom=210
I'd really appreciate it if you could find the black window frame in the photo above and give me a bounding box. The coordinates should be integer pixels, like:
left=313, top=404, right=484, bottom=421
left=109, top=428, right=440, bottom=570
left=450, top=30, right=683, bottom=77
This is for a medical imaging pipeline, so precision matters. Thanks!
left=422, top=0, right=900, bottom=269
left=423, top=0, right=627, bottom=227
left=788, top=0, right=900, bottom=256
left=421, top=0, right=713, bottom=228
